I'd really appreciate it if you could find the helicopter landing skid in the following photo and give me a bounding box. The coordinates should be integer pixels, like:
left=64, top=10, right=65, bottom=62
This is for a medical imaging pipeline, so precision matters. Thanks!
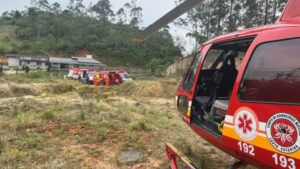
left=166, top=143, right=246, bottom=169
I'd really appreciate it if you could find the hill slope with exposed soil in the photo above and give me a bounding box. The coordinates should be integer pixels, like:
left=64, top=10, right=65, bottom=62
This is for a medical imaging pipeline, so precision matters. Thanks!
left=166, top=57, right=193, bottom=76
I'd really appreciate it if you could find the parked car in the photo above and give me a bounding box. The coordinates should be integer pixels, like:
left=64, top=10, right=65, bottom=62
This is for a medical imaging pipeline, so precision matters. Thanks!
left=115, top=70, right=133, bottom=82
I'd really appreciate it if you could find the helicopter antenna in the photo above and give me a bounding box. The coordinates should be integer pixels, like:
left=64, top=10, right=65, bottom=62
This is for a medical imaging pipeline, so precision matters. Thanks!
left=132, top=0, right=204, bottom=43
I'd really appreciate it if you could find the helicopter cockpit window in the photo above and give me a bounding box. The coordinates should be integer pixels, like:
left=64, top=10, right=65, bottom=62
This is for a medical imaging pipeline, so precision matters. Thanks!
left=239, top=38, right=300, bottom=105
left=182, top=51, right=203, bottom=91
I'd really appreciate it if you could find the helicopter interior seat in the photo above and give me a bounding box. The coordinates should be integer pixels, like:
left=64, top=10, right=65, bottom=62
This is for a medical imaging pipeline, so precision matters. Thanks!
left=195, top=52, right=238, bottom=114
left=214, top=99, right=229, bottom=112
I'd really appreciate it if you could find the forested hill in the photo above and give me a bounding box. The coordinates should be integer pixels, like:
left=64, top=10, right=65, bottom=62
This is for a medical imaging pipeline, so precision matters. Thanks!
left=0, top=0, right=183, bottom=70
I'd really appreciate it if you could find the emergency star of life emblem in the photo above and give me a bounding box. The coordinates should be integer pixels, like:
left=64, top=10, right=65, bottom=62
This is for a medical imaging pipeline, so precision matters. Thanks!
left=266, top=113, right=300, bottom=154
left=234, top=108, right=258, bottom=141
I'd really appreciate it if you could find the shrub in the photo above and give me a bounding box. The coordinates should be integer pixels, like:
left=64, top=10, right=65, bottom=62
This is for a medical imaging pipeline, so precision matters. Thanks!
left=88, top=103, right=95, bottom=113
left=175, top=137, right=192, bottom=155
left=41, top=110, right=55, bottom=120
left=12, top=105, right=19, bottom=117
left=22, top=137, right=38, bottom=149
left=0, top=149, right=26, bottom=166
left=129, top=120, right=150, bottom=131
left=0, top=136, right=5, bottom=153
left=51, top=84, right=74, bottom=94
left=120, top=114, right=130, bottom=123
left=77, top=86, right=94, bottom=100
left=78, top=111, right=85, bottom=121
left=95, top=128, right=109, bottom=142
left=199, top=154, right=211, bottom=169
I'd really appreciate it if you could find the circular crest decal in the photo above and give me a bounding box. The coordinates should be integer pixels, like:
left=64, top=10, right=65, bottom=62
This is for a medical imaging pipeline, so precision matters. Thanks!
left=266, top=113, right=300, bottom=154
left=234, top=108, right=258, bottom=141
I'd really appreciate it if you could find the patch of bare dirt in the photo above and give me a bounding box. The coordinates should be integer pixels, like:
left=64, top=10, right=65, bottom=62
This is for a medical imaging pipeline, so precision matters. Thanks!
left=104, top=98, right=121, bottom=103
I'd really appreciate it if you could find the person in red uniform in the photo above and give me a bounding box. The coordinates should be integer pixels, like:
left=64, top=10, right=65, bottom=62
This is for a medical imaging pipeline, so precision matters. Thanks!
left=111, top=73, right=118, bottom=85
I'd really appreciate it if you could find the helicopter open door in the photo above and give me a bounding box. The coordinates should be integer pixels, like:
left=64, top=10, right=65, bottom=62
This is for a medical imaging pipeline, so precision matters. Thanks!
left=176, top=44, right=211, bottom=124
left=189, top=37, right=255, bottom=138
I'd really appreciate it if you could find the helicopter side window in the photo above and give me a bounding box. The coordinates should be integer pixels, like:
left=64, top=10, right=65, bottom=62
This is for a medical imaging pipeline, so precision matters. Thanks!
left=239, top=38, right=300, bottom=105
left=182, top=51, right=203, bottom=91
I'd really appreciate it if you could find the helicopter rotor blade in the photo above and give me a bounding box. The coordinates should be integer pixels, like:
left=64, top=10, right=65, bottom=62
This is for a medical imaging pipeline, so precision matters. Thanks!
left=132, top=0, right=204, bottom=42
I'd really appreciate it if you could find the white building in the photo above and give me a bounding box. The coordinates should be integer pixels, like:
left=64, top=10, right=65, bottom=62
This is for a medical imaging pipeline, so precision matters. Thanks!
left=6, top=54, right=48, bottom=70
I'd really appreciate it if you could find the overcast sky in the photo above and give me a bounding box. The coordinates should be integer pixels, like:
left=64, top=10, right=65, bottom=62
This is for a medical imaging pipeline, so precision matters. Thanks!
left=0, top=0, right=194, bottom=55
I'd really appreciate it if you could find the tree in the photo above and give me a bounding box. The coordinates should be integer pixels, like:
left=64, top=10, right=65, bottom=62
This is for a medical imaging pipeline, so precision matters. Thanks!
left=129, top=0, right=143, bottom=26
left=46, top=61, right=52, bottom=72
left=226, top=0, right=242, bottom=32
left=51, top=2, right=61, bottom=14
left=67, top=0, right=85, bottom=16
left=37, top=0, right=50, bottom=11
left=25, top=65, right=30, bottom=73
left=174, top=0, right=201, bottom=50
left=116, top=8, right=126, bottom=23
left=91, top=0, right=114, bottom=21
left=15, top=27, right=34, bottom=39
left=274, top=0, right=289, bottom=21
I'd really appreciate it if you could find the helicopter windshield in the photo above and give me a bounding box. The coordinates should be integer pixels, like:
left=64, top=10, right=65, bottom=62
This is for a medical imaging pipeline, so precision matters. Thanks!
left=182, top=51, right=203, bottom=91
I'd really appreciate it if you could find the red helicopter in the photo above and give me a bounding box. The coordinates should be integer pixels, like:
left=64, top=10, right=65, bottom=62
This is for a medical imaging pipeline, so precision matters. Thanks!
left=133, top=0, right=300, bottom=168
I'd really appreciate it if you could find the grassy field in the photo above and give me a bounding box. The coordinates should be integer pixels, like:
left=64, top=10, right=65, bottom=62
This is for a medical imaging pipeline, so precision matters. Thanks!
left=0, top=72, right=256, bottom=169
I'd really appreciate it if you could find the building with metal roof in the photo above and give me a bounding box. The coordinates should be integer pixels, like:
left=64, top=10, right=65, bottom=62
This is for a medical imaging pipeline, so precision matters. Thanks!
left=50, top=55, right=106, bottom=71
left=6, top=54, right=48, bottom=70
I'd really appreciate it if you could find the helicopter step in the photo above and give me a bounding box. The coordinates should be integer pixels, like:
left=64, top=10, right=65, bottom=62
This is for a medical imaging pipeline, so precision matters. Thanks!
left=166, top=143, right=246, bottom=169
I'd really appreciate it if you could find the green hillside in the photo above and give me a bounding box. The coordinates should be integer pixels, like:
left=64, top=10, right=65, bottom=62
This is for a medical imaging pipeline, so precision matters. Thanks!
left=0, top=0, right=183, bottom=71
left=0, top=25, right=20, bottom=56
left=0, top=25, right=17, bottom=42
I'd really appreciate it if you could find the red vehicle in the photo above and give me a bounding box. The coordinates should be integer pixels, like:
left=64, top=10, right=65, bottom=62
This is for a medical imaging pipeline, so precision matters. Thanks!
left=96, top=70, right=132, bottom=85
left=68, top=68, right=80, bottom=80
left=67, top=68, right=76, bottom=79
left=134, top=0, right=300, bottom=169
left=115, top=70, right=133, bottom=82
